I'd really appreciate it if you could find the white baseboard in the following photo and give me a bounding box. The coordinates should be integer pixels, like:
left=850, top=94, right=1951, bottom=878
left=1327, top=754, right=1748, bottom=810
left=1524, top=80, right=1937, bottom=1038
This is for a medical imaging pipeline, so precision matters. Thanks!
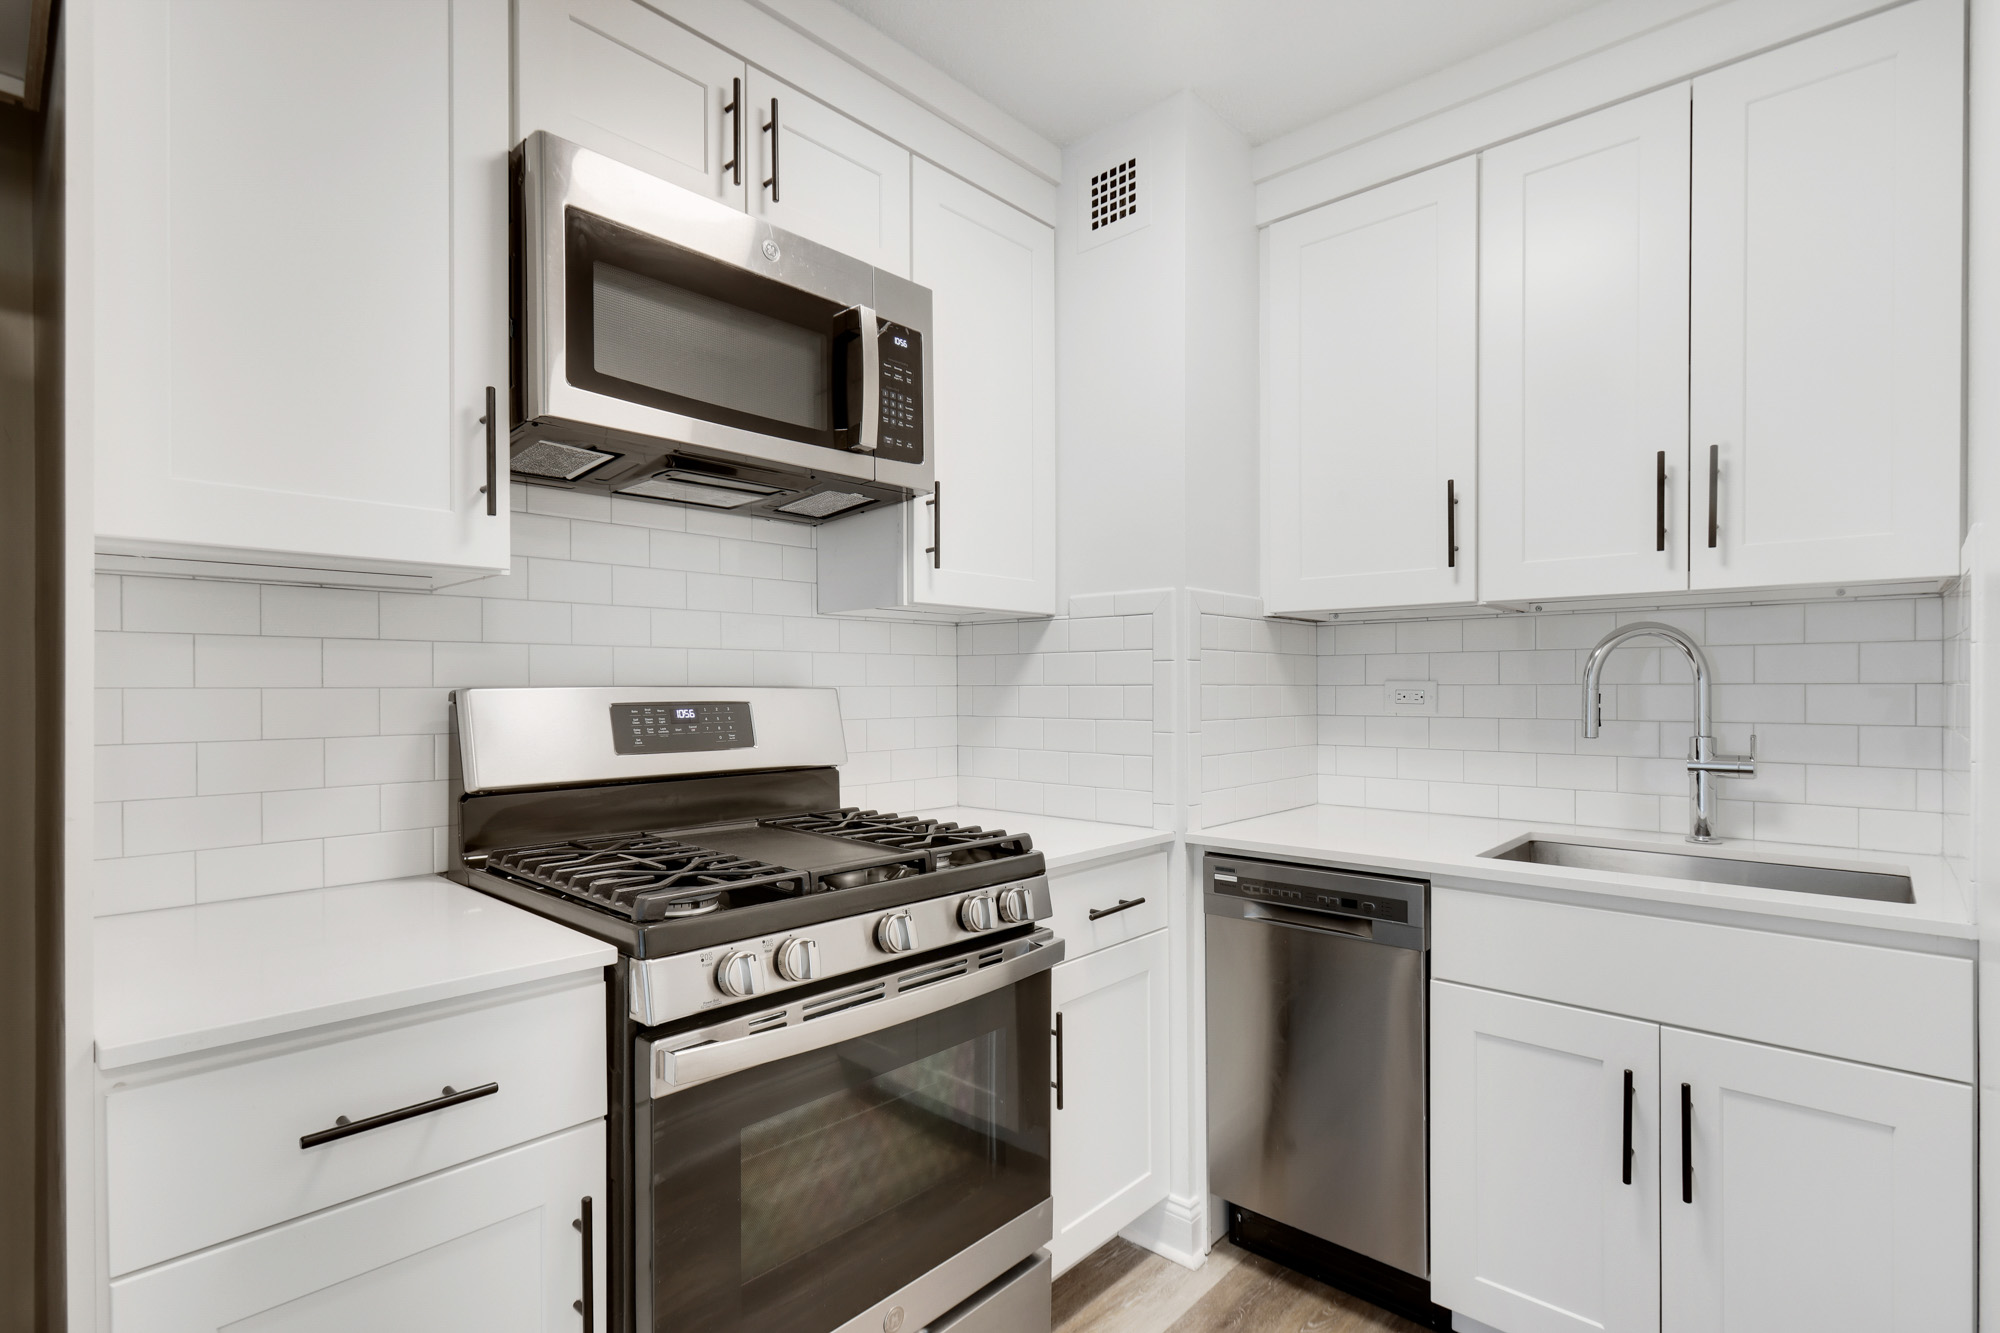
left=1118, top=1192, right=1207, bottom=1270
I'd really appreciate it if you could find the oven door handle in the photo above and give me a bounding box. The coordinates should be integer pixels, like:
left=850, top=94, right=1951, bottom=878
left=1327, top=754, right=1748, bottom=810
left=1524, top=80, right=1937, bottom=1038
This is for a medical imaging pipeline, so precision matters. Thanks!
left=650, top=932, right=1063, bottom=1098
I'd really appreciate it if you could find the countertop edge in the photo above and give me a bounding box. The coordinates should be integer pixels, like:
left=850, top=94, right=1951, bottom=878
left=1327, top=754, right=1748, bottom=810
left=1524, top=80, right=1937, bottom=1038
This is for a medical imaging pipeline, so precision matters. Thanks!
left=95, top=947, right=615, bottom=1072
left=1188, top=817, right=1977, bottom=945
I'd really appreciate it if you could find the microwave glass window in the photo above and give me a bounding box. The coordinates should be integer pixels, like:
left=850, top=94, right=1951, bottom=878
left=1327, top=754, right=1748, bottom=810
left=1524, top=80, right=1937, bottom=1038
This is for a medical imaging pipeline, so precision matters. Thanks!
left=592, top=261, right=830, bottom=431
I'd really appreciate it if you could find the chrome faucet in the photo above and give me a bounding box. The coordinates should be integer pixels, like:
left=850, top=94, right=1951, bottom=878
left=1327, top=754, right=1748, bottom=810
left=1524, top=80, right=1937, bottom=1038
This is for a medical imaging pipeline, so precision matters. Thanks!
left=1580, top=621, right=1755, bottom=844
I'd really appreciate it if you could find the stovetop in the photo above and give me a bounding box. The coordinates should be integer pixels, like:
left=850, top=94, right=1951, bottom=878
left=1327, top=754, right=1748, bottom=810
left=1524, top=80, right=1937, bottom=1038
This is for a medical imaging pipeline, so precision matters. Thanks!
left=480, top=809, right=1036, bottom=925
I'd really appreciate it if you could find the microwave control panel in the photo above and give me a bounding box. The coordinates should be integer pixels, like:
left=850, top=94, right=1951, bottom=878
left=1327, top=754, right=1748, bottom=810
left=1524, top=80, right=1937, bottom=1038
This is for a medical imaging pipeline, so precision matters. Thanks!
left=876, top=321, right=924, bottom=465
left=610, top=701, right=754, bottom=754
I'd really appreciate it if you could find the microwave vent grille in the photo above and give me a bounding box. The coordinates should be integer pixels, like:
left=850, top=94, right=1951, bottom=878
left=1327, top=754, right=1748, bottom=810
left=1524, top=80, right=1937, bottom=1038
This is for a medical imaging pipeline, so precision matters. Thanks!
left=512, top=440, right=618, bottom=481
left=776, top=490, right=871, bottom=519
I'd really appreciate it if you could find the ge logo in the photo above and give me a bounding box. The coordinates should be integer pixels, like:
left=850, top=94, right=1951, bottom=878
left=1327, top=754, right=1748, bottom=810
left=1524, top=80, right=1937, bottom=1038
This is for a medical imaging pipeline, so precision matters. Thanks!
left=882, top=1306, right=906, bottom=1333
left=762, top=238, right=781, bottom=262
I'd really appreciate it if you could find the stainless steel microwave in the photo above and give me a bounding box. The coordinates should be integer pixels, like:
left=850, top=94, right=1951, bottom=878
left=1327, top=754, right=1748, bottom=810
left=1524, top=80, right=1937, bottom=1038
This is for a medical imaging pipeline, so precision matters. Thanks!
left=512, top=132, right=931, bottom=523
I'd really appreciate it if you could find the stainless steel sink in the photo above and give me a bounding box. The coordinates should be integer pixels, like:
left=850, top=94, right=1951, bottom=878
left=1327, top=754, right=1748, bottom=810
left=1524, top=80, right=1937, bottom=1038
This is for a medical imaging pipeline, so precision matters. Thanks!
left=1481, top=838, right=1915, bottom=904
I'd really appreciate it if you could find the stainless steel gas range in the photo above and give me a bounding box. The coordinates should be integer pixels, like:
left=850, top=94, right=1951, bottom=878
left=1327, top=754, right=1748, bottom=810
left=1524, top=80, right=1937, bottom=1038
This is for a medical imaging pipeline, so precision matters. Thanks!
left=446, top=686, right=1058, bottom=1333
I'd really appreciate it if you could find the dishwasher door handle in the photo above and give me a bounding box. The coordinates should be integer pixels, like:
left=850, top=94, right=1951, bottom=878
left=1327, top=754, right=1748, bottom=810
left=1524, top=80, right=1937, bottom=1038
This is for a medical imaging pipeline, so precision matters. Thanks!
left=1237, top=900, right=1374, bottom=939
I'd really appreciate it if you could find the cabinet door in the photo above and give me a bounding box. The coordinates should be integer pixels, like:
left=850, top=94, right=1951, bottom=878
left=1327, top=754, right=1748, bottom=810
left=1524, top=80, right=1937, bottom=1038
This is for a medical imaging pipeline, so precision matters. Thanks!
left=1690, top=0, right=1962, bottom=590
left=1481, top=86, right=1691, bottom=603
left=1263, top=158, right=1477, bottom=614
left=907, top=161, right=1058, bottom=615
left=746, top=71, right=911, bottom=276
left=109, top=1122, right=605, bottom=1333
left=515, top=0, right=747, bottom=208
left=1430, top=982, right=1660, bottom=1333
left=1049, top=927, right=1169, bottom=1276
left=1661, top=1027, right=1973, bottom=1333
left=92, top=0, right=509, bottom=578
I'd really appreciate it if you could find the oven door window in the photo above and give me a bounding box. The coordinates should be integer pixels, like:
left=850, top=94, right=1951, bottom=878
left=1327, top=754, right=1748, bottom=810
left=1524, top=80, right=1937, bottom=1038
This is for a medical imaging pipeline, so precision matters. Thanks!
left=564, top=208, right=866, bottom=451
left=641, top=977, right=1049, bottom=1333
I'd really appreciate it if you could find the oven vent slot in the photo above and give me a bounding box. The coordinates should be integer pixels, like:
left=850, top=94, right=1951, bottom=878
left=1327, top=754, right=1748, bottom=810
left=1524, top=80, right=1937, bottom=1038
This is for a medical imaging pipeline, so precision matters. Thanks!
left=973, top=946, right=1007, bottom=970
left=803, top=982, right=887, bottom=1020
left=746, top=1011, right=789, bottom=1035
left=898, top=956, right=975, bottom=992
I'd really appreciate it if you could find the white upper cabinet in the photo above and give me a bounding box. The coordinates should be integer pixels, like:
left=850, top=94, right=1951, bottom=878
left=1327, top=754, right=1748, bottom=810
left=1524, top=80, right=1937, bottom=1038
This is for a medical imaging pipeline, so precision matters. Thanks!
left=1689, top=0, right=1963, bottom=591
left=1661, top=1027, right=1973, bottom=1333
left=746, top=71, right=911, bottom=276
left=908, top=161, right=1057, bottom=615
left=515, top=0, right=747, bottom=208
left=1480, top=86, right=1692, bottom=603
left=92, top=0, right=509, bottom=583
left=1263, top=159, right=1478, bottom=615
left=819, top=161, right=1057, bottom=618
left=1431, top=982, right=1661, bottom=1333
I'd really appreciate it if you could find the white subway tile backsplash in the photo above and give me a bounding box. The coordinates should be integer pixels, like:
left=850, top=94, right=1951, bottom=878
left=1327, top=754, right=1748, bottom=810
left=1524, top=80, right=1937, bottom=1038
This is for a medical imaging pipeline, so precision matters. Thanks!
left=197, top=840, right=323, bottom=902
left=262, top=586, right=378, bottom=639
left=263, top=785, right=380, bottom=842
left=98, top=852, right=197, bottom=915
left=124, top=689, right=263, bottom=743
left=95, top=744, right=198, bottom=803
left=123, top=578, right=260, bottom=635
left=123, top=793, right=261, bottom=856
left=198, top=739, right=324, bottom=795
left=263, top=689, right=380, bottom=739
left=1311, top=596, right=1950, bottom=853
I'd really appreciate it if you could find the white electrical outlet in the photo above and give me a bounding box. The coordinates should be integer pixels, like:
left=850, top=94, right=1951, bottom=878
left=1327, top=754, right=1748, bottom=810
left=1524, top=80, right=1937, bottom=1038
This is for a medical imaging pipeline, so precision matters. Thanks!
left=1386, top=680, right=1437, bottom=714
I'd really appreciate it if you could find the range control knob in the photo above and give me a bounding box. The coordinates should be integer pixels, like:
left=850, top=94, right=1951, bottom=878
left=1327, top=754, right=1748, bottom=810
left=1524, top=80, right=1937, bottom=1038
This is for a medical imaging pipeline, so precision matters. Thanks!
left=714, top=949, right=765, bottom=998
left=773, top=936, right=822, bottom=983
left=996, top=884, right=1036, bottom=924
left=958, top=894, right=999, bottom=932
left=875, top=911, right=919, bottom=954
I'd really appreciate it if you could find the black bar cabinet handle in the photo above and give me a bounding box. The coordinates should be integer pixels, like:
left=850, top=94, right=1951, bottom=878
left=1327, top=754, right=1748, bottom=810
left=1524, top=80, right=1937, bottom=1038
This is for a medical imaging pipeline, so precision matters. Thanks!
left=300, top=1081, right=498, bottom=1149
left=480, top=386, right=497, bottom=517
left=1680, top=1081, right=1694, bottom=1203
left=1706, top=445, right=1719, bottom=549
left=572, top=1196, right=594, bottom=1331
left=1088, top=897, right=1147, bottom=922
left=1051, top=1012, right=1065, bottom=1110
left=722, top=78, right=741, bottom=185
left=1622, top=1068, right=1635, bottom=1185
left=1655, top=451, right=1667, bottom=553
left=924, top=483, right=941, bottom=569
left=763, top=97, right=780, bottom=201
left=1446, top=478, right=1458, bottom=569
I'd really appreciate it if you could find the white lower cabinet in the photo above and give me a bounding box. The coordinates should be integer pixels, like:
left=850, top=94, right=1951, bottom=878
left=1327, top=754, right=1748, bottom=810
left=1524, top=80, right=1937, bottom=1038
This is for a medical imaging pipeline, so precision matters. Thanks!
left=1430, top=982, right=1660, bottom=1333
left=1431, top=981, right=1974, bottom=1333
left=1049, top=926, right=1170, bottom=1276
left=1661, top=1027, right=1974, bottom=1333
left=109, top=1121, right=605, bottom=1333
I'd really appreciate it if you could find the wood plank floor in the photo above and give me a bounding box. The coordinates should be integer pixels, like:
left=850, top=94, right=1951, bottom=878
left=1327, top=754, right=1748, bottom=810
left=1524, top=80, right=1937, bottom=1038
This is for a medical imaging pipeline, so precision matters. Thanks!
left=1052, top=1239, right=1429, bottom=1333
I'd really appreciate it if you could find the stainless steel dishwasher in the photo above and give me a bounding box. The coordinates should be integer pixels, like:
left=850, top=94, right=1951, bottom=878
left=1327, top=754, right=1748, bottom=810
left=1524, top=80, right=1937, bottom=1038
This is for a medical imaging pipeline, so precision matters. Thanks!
left=1204, top=853, right=1447, bottom=1330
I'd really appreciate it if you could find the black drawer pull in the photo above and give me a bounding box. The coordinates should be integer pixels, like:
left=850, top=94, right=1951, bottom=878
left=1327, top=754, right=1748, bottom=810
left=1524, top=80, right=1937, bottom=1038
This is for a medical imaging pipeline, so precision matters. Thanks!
left=300, top=1081, right=498, bottom=1149
left=573, top=1196, right=594, bottom=1331
left=1051, top=1012, right=1064, bottom=1111
left=1622, top=1068, right=1635, bottom=1185
left=1088, top=897, right=1147, bottom=922
left=1680, top=1081, right=1694, bottom=1203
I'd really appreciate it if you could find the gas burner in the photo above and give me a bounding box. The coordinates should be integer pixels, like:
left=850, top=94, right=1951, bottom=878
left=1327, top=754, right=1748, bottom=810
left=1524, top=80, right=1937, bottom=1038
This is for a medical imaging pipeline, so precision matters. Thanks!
left=486, top=833, right=809, bottom=922
left=764, top=809, right=1034, bottom=870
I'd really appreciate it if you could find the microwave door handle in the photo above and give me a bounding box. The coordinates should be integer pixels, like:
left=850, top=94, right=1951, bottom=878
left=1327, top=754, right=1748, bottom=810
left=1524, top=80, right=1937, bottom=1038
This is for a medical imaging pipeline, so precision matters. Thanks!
left=854, top=305, right=880, bottom=453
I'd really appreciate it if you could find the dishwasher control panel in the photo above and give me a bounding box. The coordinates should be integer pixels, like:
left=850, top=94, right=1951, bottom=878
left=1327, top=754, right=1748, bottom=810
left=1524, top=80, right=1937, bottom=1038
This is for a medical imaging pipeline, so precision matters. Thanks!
left=1207, top=856, right=1425, bottom=928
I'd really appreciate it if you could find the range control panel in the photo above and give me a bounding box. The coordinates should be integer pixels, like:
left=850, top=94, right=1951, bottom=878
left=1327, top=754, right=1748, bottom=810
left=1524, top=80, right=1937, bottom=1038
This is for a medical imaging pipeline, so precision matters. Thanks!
left=610, top=701, right=754, bottom=755
left=1210, top=862, right=1415, bottom=924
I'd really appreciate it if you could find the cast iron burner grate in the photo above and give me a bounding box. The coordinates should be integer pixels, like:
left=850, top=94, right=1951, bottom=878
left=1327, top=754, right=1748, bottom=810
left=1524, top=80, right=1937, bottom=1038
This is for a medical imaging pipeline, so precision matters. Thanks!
left=486, top=833, right=809, bottom=921
left=765, top=808, right=1034, bottom=870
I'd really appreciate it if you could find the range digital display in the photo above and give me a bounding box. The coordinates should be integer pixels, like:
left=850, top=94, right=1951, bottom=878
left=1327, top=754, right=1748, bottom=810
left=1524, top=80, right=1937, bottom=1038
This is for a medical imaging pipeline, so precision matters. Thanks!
left=610, top=701, right=754, bottom=754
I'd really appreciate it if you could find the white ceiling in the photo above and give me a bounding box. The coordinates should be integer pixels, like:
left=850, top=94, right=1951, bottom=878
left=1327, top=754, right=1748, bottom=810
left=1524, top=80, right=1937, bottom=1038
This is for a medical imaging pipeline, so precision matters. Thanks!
left=825, top=0, right=1607, bottom=147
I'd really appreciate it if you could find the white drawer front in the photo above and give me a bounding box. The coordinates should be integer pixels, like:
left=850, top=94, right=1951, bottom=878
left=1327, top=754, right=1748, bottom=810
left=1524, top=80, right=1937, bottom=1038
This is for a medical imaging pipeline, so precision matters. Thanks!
left=107, top=974, right=606, bottom=1277
left=1432, top=887, right=1973, bottom=1082
left=1048, top=851, right=1169, bottom=959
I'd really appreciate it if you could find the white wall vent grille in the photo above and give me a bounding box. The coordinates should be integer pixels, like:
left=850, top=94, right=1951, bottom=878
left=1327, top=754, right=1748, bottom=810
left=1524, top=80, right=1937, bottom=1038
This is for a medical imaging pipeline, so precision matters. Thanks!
left=1080, top=155, right=1147, bottom=250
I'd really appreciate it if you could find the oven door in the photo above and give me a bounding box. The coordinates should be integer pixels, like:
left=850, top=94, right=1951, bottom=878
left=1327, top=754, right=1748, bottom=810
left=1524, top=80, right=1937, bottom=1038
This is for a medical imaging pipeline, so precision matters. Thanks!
left=636, top=932, right=1058, bottom=1333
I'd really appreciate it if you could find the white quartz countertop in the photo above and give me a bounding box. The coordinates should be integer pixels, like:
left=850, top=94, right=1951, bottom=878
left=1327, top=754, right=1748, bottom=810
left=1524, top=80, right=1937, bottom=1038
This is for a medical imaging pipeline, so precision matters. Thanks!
left=95, top=876, right=616, bottom=1070
left=1191, top=805, right=1974, bottom=944
left=916, top=806, right=1173, bottom=872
